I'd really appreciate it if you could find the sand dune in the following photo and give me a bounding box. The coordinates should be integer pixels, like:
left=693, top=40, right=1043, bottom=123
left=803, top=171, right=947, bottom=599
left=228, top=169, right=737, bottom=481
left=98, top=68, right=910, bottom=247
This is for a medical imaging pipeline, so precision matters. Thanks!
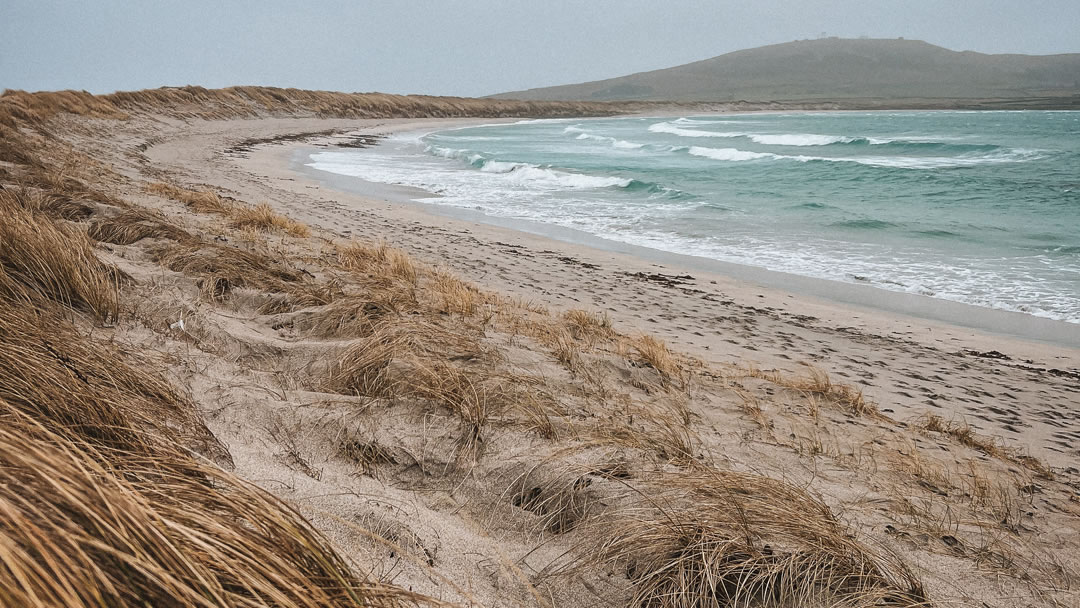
left=1, top=87, right=1079, bottom=607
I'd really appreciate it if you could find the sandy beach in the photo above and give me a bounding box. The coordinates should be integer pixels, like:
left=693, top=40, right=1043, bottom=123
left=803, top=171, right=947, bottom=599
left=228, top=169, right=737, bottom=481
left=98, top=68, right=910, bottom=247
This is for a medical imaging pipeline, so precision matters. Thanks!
left=144, top=116, right=1080, bottom=467
left=6, top=91, right=1080, bottom=607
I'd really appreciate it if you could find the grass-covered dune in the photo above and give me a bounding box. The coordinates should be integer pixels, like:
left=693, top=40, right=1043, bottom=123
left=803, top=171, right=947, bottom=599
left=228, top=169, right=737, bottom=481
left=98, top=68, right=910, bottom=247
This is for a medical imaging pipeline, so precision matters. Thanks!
left=1, top=87, right=1077, bottom=607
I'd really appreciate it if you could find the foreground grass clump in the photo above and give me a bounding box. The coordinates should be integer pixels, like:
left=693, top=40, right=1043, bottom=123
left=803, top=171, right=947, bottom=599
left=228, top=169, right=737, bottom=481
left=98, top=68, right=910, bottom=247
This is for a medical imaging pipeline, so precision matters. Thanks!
left=0, top=299, right=431, bottom=606
left=0, top=411, right=429, bottom=608
left=0, top=189, right=119, bottom=323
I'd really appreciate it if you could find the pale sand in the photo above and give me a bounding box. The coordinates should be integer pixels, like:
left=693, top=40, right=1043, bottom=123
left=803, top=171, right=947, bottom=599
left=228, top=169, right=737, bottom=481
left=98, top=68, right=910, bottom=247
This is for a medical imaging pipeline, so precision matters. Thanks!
left=61, top=113, right=1080, bottom=606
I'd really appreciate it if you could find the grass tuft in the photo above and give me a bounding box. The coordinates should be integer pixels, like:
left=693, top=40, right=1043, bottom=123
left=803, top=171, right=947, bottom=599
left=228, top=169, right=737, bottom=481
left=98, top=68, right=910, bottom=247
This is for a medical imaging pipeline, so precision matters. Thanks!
left=560, top=468, right=929, bottom=608
left=0, top=193, right=119, bottom=323
left=338, top=240, right=418, bottom=285
left=146, top=181, right=233, bottom=214
left=89, top=208, right=193, bottom=245
left=229, top=202, right=312, bottom=237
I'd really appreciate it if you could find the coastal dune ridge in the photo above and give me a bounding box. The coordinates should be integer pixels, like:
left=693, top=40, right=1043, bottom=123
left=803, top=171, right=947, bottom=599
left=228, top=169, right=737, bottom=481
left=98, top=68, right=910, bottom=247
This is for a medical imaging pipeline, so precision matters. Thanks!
left=1, top=85, right=1079, bottom=608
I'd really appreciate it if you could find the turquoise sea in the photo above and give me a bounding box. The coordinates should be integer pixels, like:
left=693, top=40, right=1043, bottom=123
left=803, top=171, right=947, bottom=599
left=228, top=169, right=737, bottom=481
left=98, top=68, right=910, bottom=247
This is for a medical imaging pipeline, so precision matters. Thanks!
left=309, top=111, right=1080, bottom=323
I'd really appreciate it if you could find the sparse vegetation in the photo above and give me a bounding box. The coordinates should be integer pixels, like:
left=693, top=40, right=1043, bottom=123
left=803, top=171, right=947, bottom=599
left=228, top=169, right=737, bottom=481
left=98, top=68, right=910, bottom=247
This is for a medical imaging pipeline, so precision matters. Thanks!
left=230, top=202, right=312, bottom=237
left=1, top=85, right=1077, bottom=608
left=147, top=181, right=234, bottom=214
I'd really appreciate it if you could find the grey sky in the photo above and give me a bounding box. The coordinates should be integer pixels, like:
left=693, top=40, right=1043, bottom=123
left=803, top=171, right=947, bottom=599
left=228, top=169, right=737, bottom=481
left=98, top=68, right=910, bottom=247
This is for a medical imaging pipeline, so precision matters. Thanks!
left=3, top=0, right=1079, bottom=97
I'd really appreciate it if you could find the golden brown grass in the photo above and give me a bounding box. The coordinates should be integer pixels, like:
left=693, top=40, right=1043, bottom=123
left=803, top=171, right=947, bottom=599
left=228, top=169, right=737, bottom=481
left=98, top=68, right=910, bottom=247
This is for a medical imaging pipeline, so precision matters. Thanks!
left=557, top=468, right=929, bottom=608
left=2, top=86, right=635, bottom=128
left=88, top=208, right=193, bottom=245
left=338, top=240, right=419, bottom=285
left=0, top=304, right=229, bottom=463
left=919, top=413, right=1053, bottom=478
left=302, top=293, right=415, bottom=338
left=0, top=408, right=432, bottom=608
left=0, top=192, right=119, bottom=323
left=746, top=363, right=878, bottom=417
left=429, top=268, right=484, bottom=316
left=146, top=181, right=233, bottom=214
left=410, top=361, right=494, bottom=463
left=151, top=241, right=302, bottom=300
left=3, top=186, right=95, bottom=220
left=229, top=202, right=312, bottom=237
left=324, top=329, right=408, bottom=398
left=632, top=335, right=677, bottom=376
left=563, top=308, right=614, bottom=345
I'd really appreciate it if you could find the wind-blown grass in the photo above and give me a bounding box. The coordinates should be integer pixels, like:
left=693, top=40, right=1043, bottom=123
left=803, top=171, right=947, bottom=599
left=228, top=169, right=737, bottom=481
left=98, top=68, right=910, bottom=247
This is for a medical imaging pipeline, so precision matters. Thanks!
left=0, top=190, right=119, bottom=323
left=230, top=202, right=312, bottom=237
left=559, top=468, right=929, bottom=608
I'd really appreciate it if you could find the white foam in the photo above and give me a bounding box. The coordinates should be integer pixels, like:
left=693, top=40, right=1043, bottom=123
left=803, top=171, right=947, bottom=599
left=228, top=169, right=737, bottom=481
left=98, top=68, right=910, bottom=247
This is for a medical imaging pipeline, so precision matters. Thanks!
left=574, top=131, right=645, bottom=149
left=748, top=133, right=855, bottom=146
left=681, top=145, right=1040, bottom=169
left=648, top=121, right=743, bottom=138
left=796, top=149, right=1043, bottom=169
left=500, top=166, right=631, bottom=189
left=514, top=118, right=573, bottom=124
left=687, top=147, right=777, bottom=161
left=479, top=160, right=525, bottom=173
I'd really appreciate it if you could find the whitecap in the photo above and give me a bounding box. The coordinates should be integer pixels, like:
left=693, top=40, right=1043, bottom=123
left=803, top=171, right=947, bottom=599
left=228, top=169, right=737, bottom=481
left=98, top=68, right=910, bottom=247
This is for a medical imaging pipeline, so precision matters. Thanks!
left=687, top=147, right=777, bottom=161
left=648, top=121, right=743, bottom=138
left=747, top=133, right=856, bottom=146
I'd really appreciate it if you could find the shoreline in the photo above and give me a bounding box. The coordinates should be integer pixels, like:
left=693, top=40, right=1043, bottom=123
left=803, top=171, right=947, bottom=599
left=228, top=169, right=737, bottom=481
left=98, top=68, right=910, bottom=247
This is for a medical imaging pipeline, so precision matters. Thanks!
left=146, top=113, right=1080, bottom=468
left=293, top=140, right=1080, bottom=351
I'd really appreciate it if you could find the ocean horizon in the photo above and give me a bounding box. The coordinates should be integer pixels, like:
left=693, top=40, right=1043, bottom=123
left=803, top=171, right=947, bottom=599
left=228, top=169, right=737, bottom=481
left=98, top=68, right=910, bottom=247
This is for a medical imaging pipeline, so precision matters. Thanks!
left=309, top=110, right=1080, bottom=324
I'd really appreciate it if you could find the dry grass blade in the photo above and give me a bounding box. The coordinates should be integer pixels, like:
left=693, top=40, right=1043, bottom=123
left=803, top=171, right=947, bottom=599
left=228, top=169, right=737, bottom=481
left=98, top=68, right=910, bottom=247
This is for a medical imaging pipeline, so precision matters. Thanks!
left=146, top=181, right=233, bottom=214
left=563, top=309, right=614, bottom=344
left=0, top=303, right=230, bottom=464
left=586, top=402, right=699, bottom=464
left=324, top=330, right=409, bottom=398
left=746, top=363, right=879, bottom=418
left=2, top=186, right=95, bottom=220
left=151, top=241, right=301, bottom=300
left=919, top=413, right=1053, bottom=478
left=338, top=240, right=418, bottom=285
left=303, top=293, right=411, bottom=338
left=410, top=361, right=493, bottom=463
left=229, top=202, right=312, bottom=237
left=0, top=410, right=435, bottom=608
left=560, top=468, right=929, bottom=608
left=88, top=208, right=193, bottom=245
left=0, top=195, right=118, bottom=323
left=429, top=268, right=481, bottom=316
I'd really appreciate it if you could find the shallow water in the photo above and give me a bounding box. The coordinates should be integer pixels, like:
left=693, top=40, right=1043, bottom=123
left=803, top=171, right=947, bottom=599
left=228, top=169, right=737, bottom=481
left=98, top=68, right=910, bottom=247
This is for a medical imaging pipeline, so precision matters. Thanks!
left=309, top=111, right=1080, bottom=323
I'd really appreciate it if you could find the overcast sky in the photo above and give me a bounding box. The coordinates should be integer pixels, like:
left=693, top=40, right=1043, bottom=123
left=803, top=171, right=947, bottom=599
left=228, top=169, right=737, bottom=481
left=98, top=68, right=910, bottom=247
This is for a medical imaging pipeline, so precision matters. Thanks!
left=3, top=0, right=1079, bottom=97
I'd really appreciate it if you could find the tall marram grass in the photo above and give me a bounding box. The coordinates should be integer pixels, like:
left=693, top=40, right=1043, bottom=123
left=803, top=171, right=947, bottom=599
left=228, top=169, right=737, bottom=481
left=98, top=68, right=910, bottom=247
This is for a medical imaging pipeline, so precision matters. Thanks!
left=0, top=188, right=119, bottom=323
left=0, top=409, right=434, bottom=608
left=0, top=303, right=229, bottom=465
left=0, top=301, right=436, bottom=606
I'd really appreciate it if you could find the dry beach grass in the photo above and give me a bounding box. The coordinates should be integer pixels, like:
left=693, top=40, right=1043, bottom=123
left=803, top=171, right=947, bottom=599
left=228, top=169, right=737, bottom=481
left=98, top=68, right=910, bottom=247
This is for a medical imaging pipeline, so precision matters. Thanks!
left=0, top=86, right=1078, bottom=607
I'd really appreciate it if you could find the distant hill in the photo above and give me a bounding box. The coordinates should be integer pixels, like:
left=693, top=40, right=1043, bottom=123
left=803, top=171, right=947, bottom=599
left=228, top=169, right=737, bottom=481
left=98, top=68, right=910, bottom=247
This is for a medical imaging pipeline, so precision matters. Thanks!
left=492, top=38, right=1080, bottom=103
